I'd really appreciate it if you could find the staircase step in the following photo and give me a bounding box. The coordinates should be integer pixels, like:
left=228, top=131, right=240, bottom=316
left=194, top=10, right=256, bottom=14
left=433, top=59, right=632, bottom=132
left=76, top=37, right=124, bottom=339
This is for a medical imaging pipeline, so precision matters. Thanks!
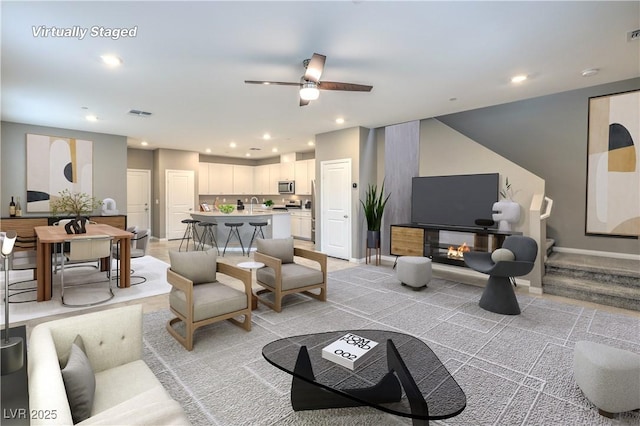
left=545, top=265, right=639, bottom=289
left=543, top=275, right=640, bottom=311
left=545, top=252, right=640, bottom=279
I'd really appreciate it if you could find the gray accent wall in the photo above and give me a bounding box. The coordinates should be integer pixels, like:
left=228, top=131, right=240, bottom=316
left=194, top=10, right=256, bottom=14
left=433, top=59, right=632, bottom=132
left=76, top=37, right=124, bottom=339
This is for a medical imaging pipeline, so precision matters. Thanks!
left=127, top=148, right=154, bottom=170
left=383, top=121, right=420, bottom=255
left=438, top=78, right=640, bottom=255
left=1, top=121, right=127, bottom=217
left=153, top=148, right=199, bottom=239
left=315, top=127, right=368, bottom=259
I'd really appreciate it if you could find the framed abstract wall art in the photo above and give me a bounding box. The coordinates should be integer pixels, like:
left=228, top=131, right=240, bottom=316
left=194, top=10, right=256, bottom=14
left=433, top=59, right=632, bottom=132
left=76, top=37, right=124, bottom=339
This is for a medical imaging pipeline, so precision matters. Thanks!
left=586, top=89, right=639, bottom=237
left=26, top=134, right=93, bottom=212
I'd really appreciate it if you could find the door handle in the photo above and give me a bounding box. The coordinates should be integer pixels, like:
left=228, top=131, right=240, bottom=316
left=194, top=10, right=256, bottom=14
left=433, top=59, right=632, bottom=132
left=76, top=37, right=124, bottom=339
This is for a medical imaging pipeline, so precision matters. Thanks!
left=343, top=215, right=348, bottom=218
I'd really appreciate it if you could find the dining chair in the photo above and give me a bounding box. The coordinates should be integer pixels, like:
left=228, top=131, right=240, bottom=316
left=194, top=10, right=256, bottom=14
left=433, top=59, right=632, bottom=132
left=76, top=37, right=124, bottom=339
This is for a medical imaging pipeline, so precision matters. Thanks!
left=60, top=235, right=114, bottom=307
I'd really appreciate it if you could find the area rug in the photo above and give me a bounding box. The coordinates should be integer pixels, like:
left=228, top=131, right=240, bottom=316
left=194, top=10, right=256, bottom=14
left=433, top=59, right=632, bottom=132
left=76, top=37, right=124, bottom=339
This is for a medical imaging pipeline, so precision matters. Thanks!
left=2, top=256, right=171, bottom=324
left=141, top=264, right=640, bottom=426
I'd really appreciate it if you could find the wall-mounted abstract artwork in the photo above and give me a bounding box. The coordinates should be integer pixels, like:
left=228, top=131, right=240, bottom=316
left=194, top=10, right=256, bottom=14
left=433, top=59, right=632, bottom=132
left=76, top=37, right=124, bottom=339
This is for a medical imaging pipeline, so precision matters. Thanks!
left=586, top=90, right=639, bottom=237
left=26, top=134, right=93, bottom=212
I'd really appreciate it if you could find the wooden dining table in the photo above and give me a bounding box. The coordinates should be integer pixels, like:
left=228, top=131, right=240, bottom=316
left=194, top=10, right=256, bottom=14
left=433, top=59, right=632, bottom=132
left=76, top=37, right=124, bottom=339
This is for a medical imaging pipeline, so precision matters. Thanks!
left=34, top=224, right=134, bottom=302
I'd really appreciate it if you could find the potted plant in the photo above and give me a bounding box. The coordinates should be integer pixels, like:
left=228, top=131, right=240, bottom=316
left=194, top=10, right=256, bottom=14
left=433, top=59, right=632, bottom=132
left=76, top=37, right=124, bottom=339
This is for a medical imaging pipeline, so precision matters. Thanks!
left=360, top=181, right=391, bottom=249
left=50, top=189, right=102, bottom=234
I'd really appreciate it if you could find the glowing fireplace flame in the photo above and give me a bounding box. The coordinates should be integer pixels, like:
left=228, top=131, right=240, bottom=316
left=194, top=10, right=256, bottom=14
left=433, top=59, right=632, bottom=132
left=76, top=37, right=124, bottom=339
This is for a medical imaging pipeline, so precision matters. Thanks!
left=447, top=242, right=470, bottom=259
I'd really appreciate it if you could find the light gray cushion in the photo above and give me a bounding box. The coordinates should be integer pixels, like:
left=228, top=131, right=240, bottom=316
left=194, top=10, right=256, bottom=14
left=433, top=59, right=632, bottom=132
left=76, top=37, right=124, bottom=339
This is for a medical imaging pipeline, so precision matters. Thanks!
left=491, top=248, right=516, bottom=263
left=61, top=335, right=96, bottom=424
left=257, top=263, right=324, bottom=291
left=169, top=249, right=216, bottom=284
left=170, top=283, right=247, bottom=322
left=256, top=238, right=294, bottom=264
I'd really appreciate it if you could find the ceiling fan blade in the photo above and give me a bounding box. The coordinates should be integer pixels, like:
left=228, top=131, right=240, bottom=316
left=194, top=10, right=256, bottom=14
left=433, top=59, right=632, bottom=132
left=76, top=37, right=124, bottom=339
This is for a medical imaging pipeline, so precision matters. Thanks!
left=318, top=81, right=373, bottom=92
left=304, top=53, right=326, bottom=83
left=244, top=80, right=301, bottom=87
left=299, top=97, right=310, bottom=107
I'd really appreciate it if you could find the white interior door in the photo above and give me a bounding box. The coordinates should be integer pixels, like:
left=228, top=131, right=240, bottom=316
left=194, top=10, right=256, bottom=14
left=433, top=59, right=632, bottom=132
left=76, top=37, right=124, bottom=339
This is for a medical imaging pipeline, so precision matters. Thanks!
left=127, top=169, right=150, bottom=231
left=321, top=159, right=351, bottom=259
left=166, top=169, right=195, bottom=240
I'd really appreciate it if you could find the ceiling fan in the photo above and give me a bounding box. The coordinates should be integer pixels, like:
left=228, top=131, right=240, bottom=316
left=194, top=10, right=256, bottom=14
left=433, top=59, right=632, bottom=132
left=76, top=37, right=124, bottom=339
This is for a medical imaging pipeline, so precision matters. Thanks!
left=245, top=53, right=373, bottom=106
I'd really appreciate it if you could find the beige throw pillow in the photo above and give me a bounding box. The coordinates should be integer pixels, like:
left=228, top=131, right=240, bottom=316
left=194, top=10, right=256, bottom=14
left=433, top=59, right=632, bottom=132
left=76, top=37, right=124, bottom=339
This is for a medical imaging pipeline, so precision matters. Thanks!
left=491, top=248, right=516, bottom=263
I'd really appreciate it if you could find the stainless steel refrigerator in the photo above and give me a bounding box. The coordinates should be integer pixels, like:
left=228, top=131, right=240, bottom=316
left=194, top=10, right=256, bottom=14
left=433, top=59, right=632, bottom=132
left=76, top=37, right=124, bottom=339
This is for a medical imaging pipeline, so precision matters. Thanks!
left=311, top=179, right=316, bottom=243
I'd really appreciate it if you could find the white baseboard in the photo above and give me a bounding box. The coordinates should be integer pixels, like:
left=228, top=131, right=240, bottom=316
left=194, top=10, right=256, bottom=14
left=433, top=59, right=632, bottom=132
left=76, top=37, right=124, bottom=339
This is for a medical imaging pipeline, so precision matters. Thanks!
left=553, top=246, right=640, bottom=261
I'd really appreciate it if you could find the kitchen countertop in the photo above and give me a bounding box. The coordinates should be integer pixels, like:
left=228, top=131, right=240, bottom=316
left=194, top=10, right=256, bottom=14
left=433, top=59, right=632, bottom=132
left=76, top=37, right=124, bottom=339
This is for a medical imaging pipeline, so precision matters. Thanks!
left=191, top=209, right=290, bottom=217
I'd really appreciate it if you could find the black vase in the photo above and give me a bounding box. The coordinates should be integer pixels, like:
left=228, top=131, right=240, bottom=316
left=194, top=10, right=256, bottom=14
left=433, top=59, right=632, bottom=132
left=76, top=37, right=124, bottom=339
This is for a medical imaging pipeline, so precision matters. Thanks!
left=64, top=217, right=88, bottom=234
left=366, top=230, right=380, bottom=249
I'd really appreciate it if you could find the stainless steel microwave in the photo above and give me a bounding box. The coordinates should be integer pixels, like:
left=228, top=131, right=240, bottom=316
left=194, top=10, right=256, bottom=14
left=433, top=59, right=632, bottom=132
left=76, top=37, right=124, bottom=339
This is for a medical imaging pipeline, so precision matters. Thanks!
left=278, top=181, right=295, bottom=194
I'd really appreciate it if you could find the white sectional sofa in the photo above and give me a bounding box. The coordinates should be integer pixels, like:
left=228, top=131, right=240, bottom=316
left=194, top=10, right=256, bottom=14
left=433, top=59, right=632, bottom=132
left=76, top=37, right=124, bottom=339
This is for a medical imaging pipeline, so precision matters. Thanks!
left=28, top=305, right=190, bottom=425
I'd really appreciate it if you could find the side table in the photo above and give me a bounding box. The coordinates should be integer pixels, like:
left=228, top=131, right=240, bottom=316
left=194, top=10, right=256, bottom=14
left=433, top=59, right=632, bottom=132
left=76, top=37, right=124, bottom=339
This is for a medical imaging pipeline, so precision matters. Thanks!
left=237, top=261, right=265, bottom=310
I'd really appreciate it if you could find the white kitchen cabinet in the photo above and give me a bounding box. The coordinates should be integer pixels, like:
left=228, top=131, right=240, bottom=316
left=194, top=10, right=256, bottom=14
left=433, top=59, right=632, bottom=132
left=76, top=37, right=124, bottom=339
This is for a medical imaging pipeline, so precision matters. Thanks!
left=268, top=163, right=280, bottom=194
left=294, top=159, right=315, bottom=195
left=199, top=162, right=210, bottom=194
left=253, top=164, right=270, bottom=195
left=290, top=210, right=312, bottom=239
left=233, top=165, right=254, bottom=194
left=300, top=214, right=312, bottom=239
left=280, top=162, right=295, bottom=181
left=208, top=163, right=233, bottom=194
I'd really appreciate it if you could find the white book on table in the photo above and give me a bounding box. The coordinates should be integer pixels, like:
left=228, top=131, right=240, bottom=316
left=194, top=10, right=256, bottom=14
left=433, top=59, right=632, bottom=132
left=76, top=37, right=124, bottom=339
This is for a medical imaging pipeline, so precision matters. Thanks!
left=322, top=333, right=379, bottom=370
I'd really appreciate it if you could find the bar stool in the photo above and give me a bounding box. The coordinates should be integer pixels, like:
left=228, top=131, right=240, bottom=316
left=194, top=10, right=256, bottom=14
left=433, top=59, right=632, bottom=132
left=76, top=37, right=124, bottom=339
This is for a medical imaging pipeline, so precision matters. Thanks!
left=179, top=219, right=200, bottom=252
left=198, top=222, right=219, bottom=254
left=247, top=221, right=268, bottom=256
left=222, top=223, right=245, bottom=256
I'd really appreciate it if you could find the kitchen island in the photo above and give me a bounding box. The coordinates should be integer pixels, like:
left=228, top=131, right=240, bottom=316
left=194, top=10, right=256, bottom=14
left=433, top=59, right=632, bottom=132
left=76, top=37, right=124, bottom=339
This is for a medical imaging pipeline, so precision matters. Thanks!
left=190, top=209, right=291, bottom=254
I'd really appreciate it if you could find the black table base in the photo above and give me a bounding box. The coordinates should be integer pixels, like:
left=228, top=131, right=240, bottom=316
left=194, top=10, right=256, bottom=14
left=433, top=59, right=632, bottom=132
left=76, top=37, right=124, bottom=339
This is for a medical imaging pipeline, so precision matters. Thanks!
left=291, top=340, right=429, bottom=425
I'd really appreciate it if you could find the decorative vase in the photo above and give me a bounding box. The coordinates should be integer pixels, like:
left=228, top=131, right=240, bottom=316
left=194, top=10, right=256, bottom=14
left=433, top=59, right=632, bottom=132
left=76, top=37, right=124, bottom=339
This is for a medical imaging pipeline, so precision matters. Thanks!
left=64, top=217, right=88, bottom=234
left=366, top=230, right=380, bottom=249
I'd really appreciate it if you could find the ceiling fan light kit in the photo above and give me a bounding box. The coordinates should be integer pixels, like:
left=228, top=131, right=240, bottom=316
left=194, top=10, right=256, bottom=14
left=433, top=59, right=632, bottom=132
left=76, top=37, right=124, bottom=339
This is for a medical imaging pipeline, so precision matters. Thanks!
left=300, top=81, right=320, bottom=101
left=245, top=52, right=372, bottom=106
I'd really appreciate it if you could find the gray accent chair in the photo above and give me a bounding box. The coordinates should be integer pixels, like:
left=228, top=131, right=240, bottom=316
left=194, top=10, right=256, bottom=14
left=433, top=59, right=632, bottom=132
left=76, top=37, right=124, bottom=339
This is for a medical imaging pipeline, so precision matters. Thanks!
left=166, top=249, right=252, bottom=351
left=463, top=235, right=537, bottom=315
left=254, top=237, right=327, bottom=312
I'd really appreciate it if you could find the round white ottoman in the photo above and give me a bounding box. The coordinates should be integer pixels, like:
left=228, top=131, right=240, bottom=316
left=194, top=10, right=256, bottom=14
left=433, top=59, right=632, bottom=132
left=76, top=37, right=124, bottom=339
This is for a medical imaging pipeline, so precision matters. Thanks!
left=574, top=340, right=640, bottom=417
left=396, top=256, right=432, bottom=290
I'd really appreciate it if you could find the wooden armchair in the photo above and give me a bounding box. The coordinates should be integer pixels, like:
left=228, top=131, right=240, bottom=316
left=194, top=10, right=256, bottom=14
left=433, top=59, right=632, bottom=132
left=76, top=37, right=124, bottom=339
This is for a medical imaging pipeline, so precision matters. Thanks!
left=254, top=237, right=327, bottom=312
left=166, top=249, right=252, bottom=350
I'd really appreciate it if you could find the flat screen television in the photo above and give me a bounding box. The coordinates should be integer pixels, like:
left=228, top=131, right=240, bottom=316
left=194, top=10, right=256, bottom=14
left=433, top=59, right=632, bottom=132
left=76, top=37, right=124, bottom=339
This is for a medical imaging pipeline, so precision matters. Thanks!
left=411, top=173, right=499, bottom=228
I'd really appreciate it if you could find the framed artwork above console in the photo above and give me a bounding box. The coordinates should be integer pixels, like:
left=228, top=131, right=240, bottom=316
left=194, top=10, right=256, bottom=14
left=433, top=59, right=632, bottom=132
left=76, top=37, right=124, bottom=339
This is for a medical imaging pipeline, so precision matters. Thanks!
left=26, top=134, right=93, bottom=213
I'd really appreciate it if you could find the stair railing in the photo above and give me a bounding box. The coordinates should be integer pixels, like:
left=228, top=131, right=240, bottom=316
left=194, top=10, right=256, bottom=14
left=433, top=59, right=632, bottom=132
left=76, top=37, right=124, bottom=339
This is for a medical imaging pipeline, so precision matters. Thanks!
left=528, top=194, right=553, bottom=294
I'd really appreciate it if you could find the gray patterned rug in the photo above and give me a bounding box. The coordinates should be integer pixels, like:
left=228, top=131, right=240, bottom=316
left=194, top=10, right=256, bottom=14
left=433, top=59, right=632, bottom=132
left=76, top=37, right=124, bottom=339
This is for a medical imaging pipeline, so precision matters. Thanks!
left=141, top=264, right=640, bottom=425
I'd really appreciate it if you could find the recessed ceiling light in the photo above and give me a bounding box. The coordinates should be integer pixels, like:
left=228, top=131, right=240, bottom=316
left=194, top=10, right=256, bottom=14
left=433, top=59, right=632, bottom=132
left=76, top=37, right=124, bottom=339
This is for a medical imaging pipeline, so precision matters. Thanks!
left=581, top=68, right=599, bottom=77
left=335, top=118, right=345, bottom=124
left=141, top=141, right=148, bottom=146
left=100, top=55, right=122, bottom=67
left=272, top=148, right=278, bottom=153
left=85, top=115, right=98, bottom=122
left=230, top=142, right=237, bottom=148
left=308, top=141, right=315, bottom=146
left=263, top=133, right=271, bottom=140
left=511, top=75, right=527, bottom=83
left=245, top=153, right=251, bottom=157
left=205, top=148, right=211, bottom=153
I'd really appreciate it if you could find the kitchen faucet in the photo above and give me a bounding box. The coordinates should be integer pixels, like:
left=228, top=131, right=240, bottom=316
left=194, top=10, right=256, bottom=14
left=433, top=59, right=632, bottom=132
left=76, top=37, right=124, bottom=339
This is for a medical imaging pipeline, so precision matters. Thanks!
left=250, top=196, right=259, bottom=213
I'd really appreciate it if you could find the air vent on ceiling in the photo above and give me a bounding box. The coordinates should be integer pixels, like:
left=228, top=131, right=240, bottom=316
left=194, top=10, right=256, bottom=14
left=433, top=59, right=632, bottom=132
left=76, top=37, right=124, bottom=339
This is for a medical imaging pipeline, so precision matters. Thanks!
left=249, top=147, right=261, bottom=151
left=628, top=29, right=640, bottom=42
left=128, top=109, right=152, bottom=117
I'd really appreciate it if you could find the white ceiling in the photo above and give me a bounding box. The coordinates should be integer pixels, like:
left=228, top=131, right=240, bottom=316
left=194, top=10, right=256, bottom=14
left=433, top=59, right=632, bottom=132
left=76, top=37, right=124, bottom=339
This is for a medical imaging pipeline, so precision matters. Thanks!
left=2, top=1, right=639, bottom=160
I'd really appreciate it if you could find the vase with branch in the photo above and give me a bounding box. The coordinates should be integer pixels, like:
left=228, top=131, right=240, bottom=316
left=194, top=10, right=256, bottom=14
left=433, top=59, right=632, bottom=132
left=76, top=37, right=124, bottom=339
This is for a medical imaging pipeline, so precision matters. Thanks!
left=50, top=189, right=102, bottom=234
